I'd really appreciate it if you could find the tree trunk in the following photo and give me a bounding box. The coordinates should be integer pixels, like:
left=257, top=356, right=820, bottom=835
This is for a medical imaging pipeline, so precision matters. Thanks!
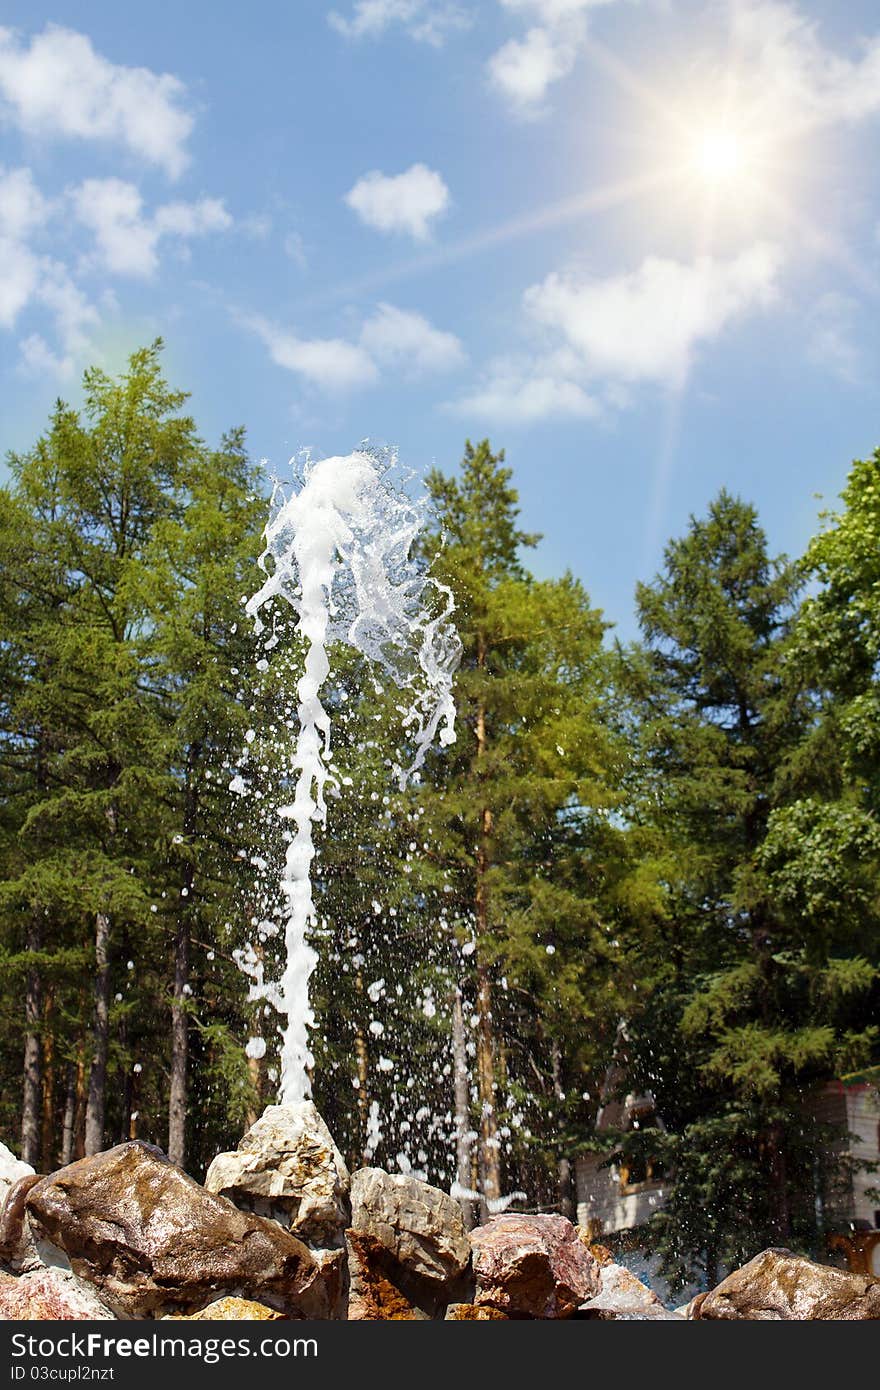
left=473, top=632, right=501, bottom=1216
left=40, top=990, right=56, bottom=1170
left=84, top=910, right=111, bottom=1156
left=558, top=1156, right=575, bottom=1222
left=354, top=958, right=371, bottom=1166
left=21, top=917, right=43, bottom=1168
left=452, top=985, right=475, bottom=1230
left=73, top=1045, right=86, bottom=1159
left=768, top=1121, right=791, bottom=1242
left=167, top=907, right=190, bottom=1166
left=61, top=1063, right=77, bottom=1166
left=168, top=754, right=200, bottom=1168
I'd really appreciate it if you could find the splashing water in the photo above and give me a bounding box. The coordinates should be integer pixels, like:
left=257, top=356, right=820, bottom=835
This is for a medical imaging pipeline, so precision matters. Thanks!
left=241, top=449, right=460, bottom=1104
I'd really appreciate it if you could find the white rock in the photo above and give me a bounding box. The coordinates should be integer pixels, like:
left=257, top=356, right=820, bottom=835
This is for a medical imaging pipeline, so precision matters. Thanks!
left=205, top=1103, right=350, bottom=1247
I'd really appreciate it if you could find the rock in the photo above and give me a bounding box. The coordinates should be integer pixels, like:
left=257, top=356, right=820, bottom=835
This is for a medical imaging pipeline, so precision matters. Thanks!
left=695, top=1248, right=880, bottom=1320
left=0, top=1143, right=33, bottom=1191
left=345, top=1231, right=430, bottom=1320
left=579, top=1259, right=665, bottom=1319
left=445, top=1302, right=509, bottom=1320
left=0, top=1268, right=115, bottom=1320
left=25, top=1141, right=334, bottom=1320
left=163, top=1298, right=285, bottom=1321
left=0, top=1175, right=44, bottom=1272
left=349, top=1167, right=471, bottom=1285
left=0, top=1143, right=34, bottom=1217
left=471, top=1213, right=599, bottom=1319
left=205, top=1103, right=349, bottom=1248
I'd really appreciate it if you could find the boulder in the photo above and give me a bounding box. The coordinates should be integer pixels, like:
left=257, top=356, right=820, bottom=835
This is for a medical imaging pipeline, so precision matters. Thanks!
left=0, top=1174, right=43, bottom=1272
left=578, top=1259, right=666, bottom=1319
left=471, top=1213, right=599, bottom=1319
left=344, top=1231, right=430, bottom=1320
left=25, top=1141, right=334, bottom=1320
left=694, top=1248, right=880, bottom=1320
left=349, top=1167, right=471, bottom=1285
left=0, top=1143, right=34, bottom=1217
left=445, top=1302, right=509, bottom=1320
left=205, top=1103, right=350, bottom=1248
left=163, top=1298, right=285, bottom=1321
left=0, top=1268, right=115, bottom=1320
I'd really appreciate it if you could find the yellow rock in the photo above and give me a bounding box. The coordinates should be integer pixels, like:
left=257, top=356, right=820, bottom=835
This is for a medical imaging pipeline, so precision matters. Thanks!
left=164, top=1297, right=285, bottom=1320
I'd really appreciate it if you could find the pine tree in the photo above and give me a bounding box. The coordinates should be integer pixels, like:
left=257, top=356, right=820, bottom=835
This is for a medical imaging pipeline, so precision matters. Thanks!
left=618, top=490, right=874, bottom=1286
left=421, top=440, right=627, bottom=1213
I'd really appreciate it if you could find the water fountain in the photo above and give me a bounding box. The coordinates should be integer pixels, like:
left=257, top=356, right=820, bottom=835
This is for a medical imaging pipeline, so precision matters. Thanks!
left=235, top=448, right=461, bottom=1105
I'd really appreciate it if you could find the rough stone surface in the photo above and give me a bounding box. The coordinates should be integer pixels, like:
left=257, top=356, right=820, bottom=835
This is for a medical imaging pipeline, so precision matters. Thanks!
left=25, top=1141, right=333, bottom=1320
left=345, top=1231, right=429, bottom=1320
left=0, top=1144, right=34, bottom=1220
left=694, top=1248, right=880, bottom=1320
left=471, top=1213, right=599, bottom=1319
left=0, top=1268, right=115, bottom=1320
left=445, top=1302, right=509, bottom=1320
left=163, top=1298, right=285, bottom=1321
left=349, top=1167, right=471, bottom=1285
left=0, top=1175, right=44, bottom=1272
left=205, top=1103, right=350, bottom=1248
left=579, top=1259, right=665, bottom=1319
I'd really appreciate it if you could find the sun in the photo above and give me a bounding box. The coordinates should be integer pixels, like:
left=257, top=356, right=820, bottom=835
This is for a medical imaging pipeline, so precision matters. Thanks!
left=691, top=127, right=746, bottom=185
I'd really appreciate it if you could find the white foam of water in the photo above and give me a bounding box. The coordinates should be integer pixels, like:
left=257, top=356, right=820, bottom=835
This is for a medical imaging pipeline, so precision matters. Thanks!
left=243, top=449, right=460, bottom=1103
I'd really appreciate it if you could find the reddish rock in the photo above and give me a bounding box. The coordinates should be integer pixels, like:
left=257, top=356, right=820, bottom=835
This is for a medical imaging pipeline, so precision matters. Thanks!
left=695, top=1249, right=880, bottom=1320
left=470, top=1213, right=599, bottom=1319
left=0, top=1268, right=115, bottom=1320
left=25, top=1141, right=333, bottom=1320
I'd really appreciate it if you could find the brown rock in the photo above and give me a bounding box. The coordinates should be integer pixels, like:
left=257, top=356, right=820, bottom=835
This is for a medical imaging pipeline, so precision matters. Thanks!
left=0, top=1174, right=43, bottom=1272
left=345, top=1231, right=428, bottom=1320
left=0, top=1144, right=34, bottom=1217
left=25, top=1141, right=333, bottom=1320
left=0, top=1267, right=115, bottom=1320
left=695, top=1248, right=880, bottom=1320
left=471, top=1213, right=599, bottom=1319
left=163, top=1298, right=285, bottom=1321
left=445, top=1303, right=509, bottom=1319
left=349, top=1167, right=471, bottom=1285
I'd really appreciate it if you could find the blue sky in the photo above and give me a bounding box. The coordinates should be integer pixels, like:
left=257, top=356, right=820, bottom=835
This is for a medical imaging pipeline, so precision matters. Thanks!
left=2, top=1, right=880, bottom=638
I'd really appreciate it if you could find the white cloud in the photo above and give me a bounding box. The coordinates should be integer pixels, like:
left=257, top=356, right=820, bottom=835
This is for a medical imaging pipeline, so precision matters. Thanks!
left=328, top=1, right=470, bottom=46
left=360, top=302, right=465, bottom=373
left=71, top=179, right=231, bottom=277
left=246, top=314, right=379, bottom=391
left=729, top=1, right=880, bottom=132
left=447, top=243, right=782, bottom=425
left=487, top=0, right=623, bottom=112
left=453, top=364, right=599, bottom=422
left=525, top=243, right=782, bottom=387
left=804, top=292, right=861, bottom=384
left=245, top=301, right=464, bottom=392
left=488, top=26, right=579, bottom=111
left=0, top=24, right=193, bottom=178
left=0, top=165, right=50, bottom=240
left=345, top=163, right=450, bottom=240
left=0, top=236, right=40, bottom=327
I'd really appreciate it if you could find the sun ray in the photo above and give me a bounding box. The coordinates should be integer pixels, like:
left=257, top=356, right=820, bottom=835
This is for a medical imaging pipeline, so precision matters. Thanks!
left=298, top=166, right=687, bottom=311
